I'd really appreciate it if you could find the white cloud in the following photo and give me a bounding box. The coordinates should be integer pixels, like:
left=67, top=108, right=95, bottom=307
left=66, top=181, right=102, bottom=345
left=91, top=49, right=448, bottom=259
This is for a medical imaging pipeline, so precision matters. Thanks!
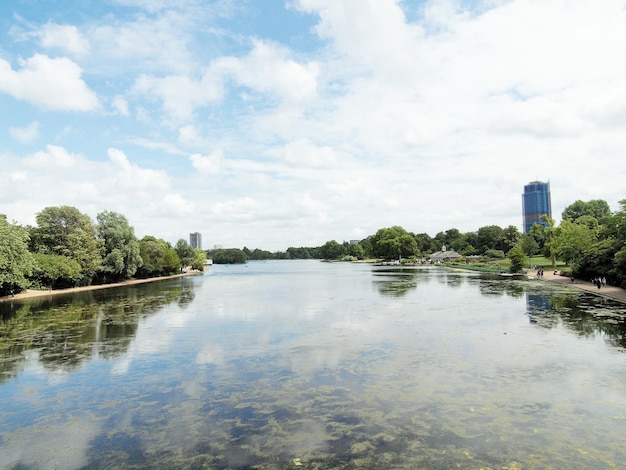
left=9, top=121, right=39, bottom=144
left=0, top=54, right=99, bottom=111
left=91, top=11, right=194, bottom=73
left=190, top=151, right=222, bottom=175
left=3, top=1, right=626, bottom=250
left=133, top=73, right=223, bottom=122
left=178, top=124, right=209, bottom=148
left=214, top=39, right=320, bottom=104
left=106, top=147, right=170, bottom=191
left=134, top=39, right=319, bottom=122
left=111, top=95, right=129, bottom=115
left=39, top=22, right=89, bottom=57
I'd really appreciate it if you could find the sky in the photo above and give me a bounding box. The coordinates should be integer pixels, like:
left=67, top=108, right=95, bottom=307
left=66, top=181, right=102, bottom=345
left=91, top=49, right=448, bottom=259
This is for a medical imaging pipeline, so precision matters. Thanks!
left=1, top=0, right=625, bottom=251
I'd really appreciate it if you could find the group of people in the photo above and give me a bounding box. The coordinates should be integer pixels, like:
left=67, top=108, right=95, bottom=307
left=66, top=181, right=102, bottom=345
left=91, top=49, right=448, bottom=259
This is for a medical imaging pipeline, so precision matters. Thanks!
left=592, top=276, right=607, bottom=289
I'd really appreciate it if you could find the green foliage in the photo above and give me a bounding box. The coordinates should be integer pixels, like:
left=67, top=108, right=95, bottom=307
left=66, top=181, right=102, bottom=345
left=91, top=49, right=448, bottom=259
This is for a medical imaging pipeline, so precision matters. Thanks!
left=370, top=226, right=419, bottom=260
left=137, top=236, right=181, bottom=276
left=519, top=233, right=539, bottom=256
left=286, top=246, right=317, bottom=259
left=208, top=248, right=247, bottom=264
left=484, top=249, right=505, bottom=259
left=190, top=248, right=207, bottom=270
left=30, top=253, right=82, bottom=289
left=0, top=216, right=35, bottom=295
left=175, top=239, right=195, bottom=267
left=96, top=210, right=142, bottom=281
left=550, top=219, right=598, bottom=270
left=508, top=244, right=527, bottom=273
left=562, top=199, right=611, bottom=222
left=319, top=240, right=345, bottom=260
left=413, top=232, right=435, bottom=254
left=31, top=206, right=102, bottom=285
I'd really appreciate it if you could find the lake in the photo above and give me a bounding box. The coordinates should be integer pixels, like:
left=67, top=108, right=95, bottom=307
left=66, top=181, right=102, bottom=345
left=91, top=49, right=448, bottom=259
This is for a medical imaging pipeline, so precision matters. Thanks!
left=2, top=260, right=626, bottom=469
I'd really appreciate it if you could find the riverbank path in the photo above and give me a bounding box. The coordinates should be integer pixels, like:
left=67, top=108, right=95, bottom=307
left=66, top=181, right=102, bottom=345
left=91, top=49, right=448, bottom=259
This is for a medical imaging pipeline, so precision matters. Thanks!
left=536, top=269, right=626, bottom=304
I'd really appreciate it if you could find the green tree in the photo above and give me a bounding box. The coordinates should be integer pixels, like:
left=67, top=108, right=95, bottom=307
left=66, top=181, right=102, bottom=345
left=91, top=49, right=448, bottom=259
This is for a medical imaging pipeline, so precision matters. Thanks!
left=551, top=219, right=598, bottom=270
left=562, top=199, right=611, bottom=222
left=0, top=215, right=35, bottom=295
left=370, top=226, right=419, bottom=260
left=138, top=236, right=181, bottom=276
left=414, top=232, right=435, bottom=254
left=31, top=206, right=102, bottom=285
left=175, top=239, right=195, bottom=267
left=519, top=233, right=539, bottom=257
left=208, top=248, right=247, bottom=264
left=475, top=225, right=504, bottom=254
left=319, top=240, right=345, bottom=260
left=539, top=215, right=558, bottom=268
left=30, top=253, right=82, bottom=289
left=500, top=225, right=521, bottom=253
left=190, top=248, right=207, bottom=270
left=96, top=210, right=142, bottom=281
left=508, top=244, right=527, bottom=273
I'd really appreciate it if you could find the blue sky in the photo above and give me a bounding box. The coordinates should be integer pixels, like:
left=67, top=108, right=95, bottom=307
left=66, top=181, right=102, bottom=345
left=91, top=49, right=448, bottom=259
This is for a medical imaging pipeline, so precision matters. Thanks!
left=1, top=0, right=625, bottom=251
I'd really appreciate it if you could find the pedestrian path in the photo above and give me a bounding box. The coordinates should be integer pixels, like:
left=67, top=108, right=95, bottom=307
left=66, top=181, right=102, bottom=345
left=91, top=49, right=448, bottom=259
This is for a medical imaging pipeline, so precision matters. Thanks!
left=535, top=269, right=626, bottom=304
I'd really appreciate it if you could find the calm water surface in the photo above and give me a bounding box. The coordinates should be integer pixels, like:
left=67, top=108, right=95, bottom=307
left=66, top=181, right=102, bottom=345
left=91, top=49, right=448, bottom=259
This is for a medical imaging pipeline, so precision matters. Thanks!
left=2, top=260, right=626, bottom=469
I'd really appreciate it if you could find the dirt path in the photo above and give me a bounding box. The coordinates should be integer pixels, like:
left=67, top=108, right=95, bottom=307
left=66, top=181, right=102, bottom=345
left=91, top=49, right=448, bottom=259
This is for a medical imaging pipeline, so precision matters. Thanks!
left=534, top=269, right=626, bottom=304
left=0, top=271, right=202, bottom=303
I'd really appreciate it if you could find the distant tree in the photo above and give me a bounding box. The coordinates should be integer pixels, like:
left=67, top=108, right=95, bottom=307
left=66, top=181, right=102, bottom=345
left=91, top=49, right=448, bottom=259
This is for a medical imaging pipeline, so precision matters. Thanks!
left=175, top=239, right=195, bottom=267
left=519, top=233, right=539, bottom=257
left=30, top=206, right=102, bottom=285
left=30, top=253, right=82, bottom=289
left=0, top=215, right=35, bottom=295
left=484, top=249, right=505, bottom=259
left=190, top=248, right=207, bottom=270
left=529, top=222, right=548, bottom=251
left=551, top=219, right=597, bottom=270
left=499, top=225, right=521, bottom=253
left=475, top=225, right=504, bottom=254
left=138, top=236, right=181, bottom=276
left=345, top=242, right=365, bottom=260
left=370, top=226, right=419, bottom=259
left=319, top=240, right=345, bottom=260
left=208, top=248, right=247, bottom=264
left=508, top=244, right=528, bottom=273
left=562, top=199, right=611, bottom=222
left=414, top=232, right=435, bottom=254
left=539, top=215, right=558, bottom=268
left=286, top=247, right=312, bottom=259
left=96, top=210, right=142, bottom=281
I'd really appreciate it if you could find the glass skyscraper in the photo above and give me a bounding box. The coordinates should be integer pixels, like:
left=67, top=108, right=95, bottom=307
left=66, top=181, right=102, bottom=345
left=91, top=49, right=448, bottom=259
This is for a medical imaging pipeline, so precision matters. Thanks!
left=189, top=232, right=202, bottom=250
left=522, top=181, right=552, bottom=233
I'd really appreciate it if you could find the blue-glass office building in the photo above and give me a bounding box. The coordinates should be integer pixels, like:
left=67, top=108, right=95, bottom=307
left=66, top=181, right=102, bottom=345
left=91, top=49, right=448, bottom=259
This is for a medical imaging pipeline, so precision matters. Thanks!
left=522, top=181, right=552, bottom=233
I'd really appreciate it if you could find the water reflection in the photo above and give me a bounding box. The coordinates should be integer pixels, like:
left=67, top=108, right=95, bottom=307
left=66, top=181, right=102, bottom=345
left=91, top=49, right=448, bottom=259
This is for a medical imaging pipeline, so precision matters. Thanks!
left=370, top=266, right=423, bottom=296
left=527, top=288, right=626, bottom=349
left=2, top=263, right=626, bottom=469
left=0, top=278, right=194, bottom=383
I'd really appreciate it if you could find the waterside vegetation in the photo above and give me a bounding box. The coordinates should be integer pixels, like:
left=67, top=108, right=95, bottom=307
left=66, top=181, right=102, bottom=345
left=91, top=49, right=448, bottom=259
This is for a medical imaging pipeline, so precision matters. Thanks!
left=2, top=198, right=626, bottom=296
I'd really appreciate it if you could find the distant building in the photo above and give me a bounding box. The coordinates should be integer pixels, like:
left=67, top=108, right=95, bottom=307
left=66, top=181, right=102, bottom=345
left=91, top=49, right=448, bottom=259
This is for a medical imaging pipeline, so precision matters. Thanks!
left=522, top=181, right=552, bottom=233
left=429, top=245, right=462, bottom=263
left=189, top=232, right=202, bottom=250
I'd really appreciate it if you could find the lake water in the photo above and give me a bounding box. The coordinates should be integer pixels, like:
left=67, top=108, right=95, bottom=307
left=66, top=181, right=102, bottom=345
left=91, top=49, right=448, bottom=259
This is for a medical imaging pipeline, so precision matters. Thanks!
left=2, top=260, right=626, bottom=469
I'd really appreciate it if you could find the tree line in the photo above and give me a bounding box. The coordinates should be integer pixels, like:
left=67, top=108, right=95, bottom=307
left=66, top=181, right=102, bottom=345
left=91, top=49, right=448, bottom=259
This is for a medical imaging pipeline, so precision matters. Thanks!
left=3, top=198, right=626, bottom=296
left=1, top=205, right=206, bottom=296
left=208, top=198, right=626, bottom=288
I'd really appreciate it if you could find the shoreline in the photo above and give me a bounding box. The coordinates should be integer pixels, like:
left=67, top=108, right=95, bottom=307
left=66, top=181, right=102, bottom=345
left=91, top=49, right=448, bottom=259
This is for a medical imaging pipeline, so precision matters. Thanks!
left=0, top=271, right=203, bottom=303
left=530, top=269, right=626, bottom=305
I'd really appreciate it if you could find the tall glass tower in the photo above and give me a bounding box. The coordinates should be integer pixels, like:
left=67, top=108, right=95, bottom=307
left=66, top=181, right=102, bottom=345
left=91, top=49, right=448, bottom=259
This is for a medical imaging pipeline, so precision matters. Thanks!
left=522, top=181, right=552, bottom=233
left=189, top=232, right=202, bottom=250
